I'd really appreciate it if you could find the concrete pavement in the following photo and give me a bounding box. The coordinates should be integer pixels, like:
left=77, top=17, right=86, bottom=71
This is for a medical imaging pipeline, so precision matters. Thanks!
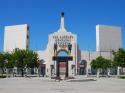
left=0, top=77, right=125, bottom=93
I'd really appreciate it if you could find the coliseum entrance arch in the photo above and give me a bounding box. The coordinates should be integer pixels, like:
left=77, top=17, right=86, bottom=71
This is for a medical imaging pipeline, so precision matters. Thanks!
left=53, top=49, right=73, bottom=79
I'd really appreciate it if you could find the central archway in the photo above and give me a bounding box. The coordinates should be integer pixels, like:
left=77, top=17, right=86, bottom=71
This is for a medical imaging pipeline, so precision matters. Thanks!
left=53, top=49, right=70, bottom=79
left=53, top=48, right=73, bottom=79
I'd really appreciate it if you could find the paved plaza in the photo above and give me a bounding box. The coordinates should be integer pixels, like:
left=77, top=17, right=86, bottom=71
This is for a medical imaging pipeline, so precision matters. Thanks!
left=0, top=77, right=125, bottom=93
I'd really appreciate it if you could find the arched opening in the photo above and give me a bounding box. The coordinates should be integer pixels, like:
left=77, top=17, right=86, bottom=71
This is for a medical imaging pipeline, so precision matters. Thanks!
left=79, top=59, right=87, bottom=75
left=39, top=59, right=46, bottom=76
left=57, top=49, right=69, bottom=56
left=54, top=49, right=69, bottom=79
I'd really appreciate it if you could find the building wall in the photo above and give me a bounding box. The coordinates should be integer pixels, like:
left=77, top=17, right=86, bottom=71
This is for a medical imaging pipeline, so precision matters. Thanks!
left=36, top=50, right=47, bottom=61
left=81, top=51, right=113, bottom=73
left=4, top=24, right=29, bottom=52
left=96, top=25, right=122, bottom=52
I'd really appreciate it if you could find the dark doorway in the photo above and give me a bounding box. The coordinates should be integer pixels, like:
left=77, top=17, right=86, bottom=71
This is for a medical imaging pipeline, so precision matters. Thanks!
left=41, top=64, right=45, bottom=77
left=39, top=60, right=46, bottom=77
left=79, top=60, right=87, bottom=75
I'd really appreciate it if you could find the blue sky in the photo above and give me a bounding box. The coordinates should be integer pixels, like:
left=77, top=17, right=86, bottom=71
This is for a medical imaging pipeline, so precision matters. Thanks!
left=0, top=0, right=125, bottom=51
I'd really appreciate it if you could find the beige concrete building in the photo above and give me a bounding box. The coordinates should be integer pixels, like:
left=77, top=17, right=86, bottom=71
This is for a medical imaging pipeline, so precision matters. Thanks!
left=96, top=25, right=122, bottom=52
left=4, top=24, right=29, bottom=52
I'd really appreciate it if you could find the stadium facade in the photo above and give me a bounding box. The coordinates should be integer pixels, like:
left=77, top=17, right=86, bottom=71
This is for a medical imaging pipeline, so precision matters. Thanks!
left=4, top=13, right=122, bottom=79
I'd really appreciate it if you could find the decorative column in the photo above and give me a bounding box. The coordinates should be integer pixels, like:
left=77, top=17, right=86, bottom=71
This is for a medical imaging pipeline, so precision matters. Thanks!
left=54, top=43, right=58, bottom=77
left=68, top=43, right=72, bottom=55
left=117, top=67, right=120, bottom=76
left=54, top=43, right=57, bottom=56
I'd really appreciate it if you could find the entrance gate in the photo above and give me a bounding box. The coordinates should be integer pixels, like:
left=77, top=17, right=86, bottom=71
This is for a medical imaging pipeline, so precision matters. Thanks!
left=53, top=56, right=73, bottom=79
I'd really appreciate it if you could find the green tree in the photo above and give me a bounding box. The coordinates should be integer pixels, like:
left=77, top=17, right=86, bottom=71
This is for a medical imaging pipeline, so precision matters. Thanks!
left=0, top=52, right=5, bottom=76
left=4, top=52, right=14, bottom=68
left=91, top=56, right=111, bottom=77
left=4, top=52, right=15, bottom=77
left=24, top=49, right=39, bottom=75
left=113, top=48, right=125, bottom=67
left=113, top=48, right=125, bottom=75
left=25, top=49, right=39, bottom=68
left=12, top=48, right=39, bottom=77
